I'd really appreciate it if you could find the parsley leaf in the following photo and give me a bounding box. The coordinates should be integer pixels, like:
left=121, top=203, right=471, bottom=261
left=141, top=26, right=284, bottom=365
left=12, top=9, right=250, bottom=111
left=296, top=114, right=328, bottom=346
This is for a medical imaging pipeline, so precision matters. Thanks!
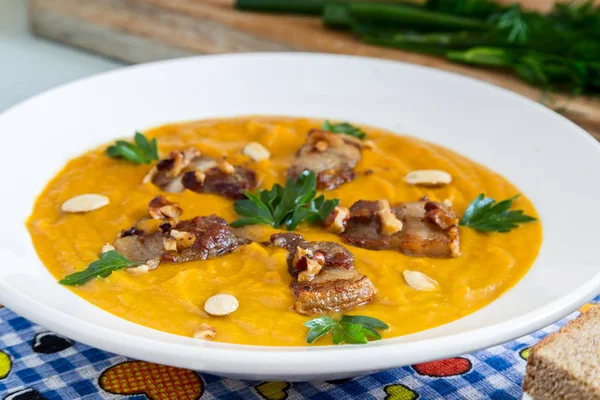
left=322, top=120, right=367, bottom=140
left=59, top=251, right=141, bottom=286
left=459, top=193, right=537, bottom=232
left=305, top=315, right=389, bottom=345
left=106, top=132, right=159, bottom=164
left=491, top=5, right=529, bottom=43
left=231, top=171, right=339, bottom=230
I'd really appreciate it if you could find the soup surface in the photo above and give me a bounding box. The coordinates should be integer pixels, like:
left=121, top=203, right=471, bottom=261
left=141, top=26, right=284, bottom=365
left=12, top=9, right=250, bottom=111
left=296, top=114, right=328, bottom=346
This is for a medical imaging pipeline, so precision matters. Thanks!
left=27, top=117, right=541, bottom=346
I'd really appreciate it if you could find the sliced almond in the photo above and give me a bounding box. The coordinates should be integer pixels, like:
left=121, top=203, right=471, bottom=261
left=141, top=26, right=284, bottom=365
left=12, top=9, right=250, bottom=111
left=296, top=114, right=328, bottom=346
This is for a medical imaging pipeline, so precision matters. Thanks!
left=61, top=194, right=109, bottom=213
left=204, top=294, right=239, bottom=316
left=127, top=264, right=150, bottom=276
left=403, top=170, right=452, bottom=187
left=101, top=243, right=115, bottom=254
left=403, top=270, right=439, bottom=291
left=243, top=142, right=271, bottom=162
left=193, top=323, right=216, bottom=340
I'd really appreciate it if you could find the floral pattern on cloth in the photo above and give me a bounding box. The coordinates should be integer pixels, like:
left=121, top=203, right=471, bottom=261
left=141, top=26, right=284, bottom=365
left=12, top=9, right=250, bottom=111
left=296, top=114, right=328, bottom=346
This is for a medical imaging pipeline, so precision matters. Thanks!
left=0, top=299, right=595, bottom=399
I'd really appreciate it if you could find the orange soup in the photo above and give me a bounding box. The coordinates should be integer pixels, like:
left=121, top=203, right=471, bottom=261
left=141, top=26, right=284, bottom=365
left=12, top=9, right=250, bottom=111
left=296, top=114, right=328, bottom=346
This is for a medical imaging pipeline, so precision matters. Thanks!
left=27, top=117, right=541, bottom=346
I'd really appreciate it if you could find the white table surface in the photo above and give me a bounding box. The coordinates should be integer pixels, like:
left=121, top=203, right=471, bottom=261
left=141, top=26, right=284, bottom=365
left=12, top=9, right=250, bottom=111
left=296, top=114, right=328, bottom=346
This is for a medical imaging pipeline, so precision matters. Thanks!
left=0, top=0, right=122, bottom=112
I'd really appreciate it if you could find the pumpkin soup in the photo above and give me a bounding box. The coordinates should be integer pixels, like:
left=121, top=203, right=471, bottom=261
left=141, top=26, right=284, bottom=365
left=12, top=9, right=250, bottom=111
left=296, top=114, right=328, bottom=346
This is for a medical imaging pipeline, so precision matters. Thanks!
left=27, top=117, right=541, bottom=346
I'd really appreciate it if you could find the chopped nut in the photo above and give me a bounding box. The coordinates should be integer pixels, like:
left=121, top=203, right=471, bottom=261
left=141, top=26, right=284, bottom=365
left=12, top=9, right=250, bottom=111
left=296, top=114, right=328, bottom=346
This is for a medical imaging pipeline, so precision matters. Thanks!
left=307, top=129, right=345, bottom=147
left=376, top=199, right=403, bottom=235
left=101, top=243, right=115, bottom=254
left=61, top=194, right=109, bottom=213
left=294, top=247, right=326, bottom=282
left=324, top=206, right=350, bottom=234
left=194, top=159, right=218, bottom=173
left=315, top=140, right=329, bottom=152
left=164, top=237, right=177, bottom=252
left=170, top=229, right=196, bottom=248
left=298, top=259, right=323, bottom=282
left=166, top=149, right=200, bottom=177
left=193, top=323, right=216, bottom=340
left=204, top=294, right=239, bottom=316
left=425, top=201, right=458, bottom=230
left=403, top=270, right=439, bottom=291
left=142, top=165, right=158, bottom=184
left=127, top=264, right=150, bottom=276
left=243, top=142, right=271, bottom=162
left=148, top=196, right=183, bottom=221
left=146, top=258, right=161, bottom=270
left=193, top=170, right=206, bottom=185
left=403, top=170, right=452, bottom=187
left=218, top=160, right=235, bottom=175
left=362, top=140, right=376, bottom=150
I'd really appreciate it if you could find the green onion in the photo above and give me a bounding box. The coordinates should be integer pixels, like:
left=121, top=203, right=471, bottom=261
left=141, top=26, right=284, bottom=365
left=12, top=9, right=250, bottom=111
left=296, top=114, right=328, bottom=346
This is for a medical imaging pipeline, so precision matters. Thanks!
left=235, top=0, right=327, bottom=15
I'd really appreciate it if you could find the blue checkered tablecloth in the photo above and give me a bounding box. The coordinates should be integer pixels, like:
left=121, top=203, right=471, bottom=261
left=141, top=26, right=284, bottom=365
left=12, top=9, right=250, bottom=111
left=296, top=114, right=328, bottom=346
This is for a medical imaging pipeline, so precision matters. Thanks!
left=0, top=297, right=594, bottom=400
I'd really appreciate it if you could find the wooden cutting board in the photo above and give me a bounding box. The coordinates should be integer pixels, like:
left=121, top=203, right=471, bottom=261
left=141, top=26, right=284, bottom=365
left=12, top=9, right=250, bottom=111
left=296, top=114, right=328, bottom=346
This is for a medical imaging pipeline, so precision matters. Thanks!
left=29, top=0, right=600, bottom=138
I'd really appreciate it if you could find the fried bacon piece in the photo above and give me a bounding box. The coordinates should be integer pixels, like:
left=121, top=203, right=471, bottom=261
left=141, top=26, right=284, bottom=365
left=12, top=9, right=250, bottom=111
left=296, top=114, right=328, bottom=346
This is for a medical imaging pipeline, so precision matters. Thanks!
left=113, top=215, right=250, bottom=269
left=270, top=233, right=376, bottom=316
left=340, top=198, right=460, bottom=258
left=148, top=149, right=257, bottom=199
left=288, top=130, right=363, bottom=190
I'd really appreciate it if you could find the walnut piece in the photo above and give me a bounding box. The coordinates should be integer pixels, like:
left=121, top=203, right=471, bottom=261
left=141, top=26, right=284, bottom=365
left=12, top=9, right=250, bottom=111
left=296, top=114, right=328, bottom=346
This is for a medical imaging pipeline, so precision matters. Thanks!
left=193, top=323, right=217, bottom=340
left=376, top=199, right=403, bottom=235
left=127, top=264, right=150, bottom=276
left=218, top=160, right=235, bottom=175
left=148, top=196, right=183, bottom=221
left=101, top=243, right=115, bottom=254
left=294, top=247, right=326, bottom=282
left=324, top=206, right=350, bottom=234
left=170, top=229, right=197, bottom=249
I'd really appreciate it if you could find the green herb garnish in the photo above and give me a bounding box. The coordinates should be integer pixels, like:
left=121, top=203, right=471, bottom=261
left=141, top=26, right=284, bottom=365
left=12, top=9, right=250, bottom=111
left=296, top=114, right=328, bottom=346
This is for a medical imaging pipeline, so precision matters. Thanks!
left=106, top=132, right=159, bottom=164
left=305, top=315, right=389, bottom=345
left=237, top=0, right=600, bottom=94
left=459, top=193, right=537, bottom=232
left=231, top=171, right=339, bottom=230
left=59, top=251, right=141, bottom=286
left=491, top=5, right=528, bottom=43
left=322, top=120, right=367, bottom=140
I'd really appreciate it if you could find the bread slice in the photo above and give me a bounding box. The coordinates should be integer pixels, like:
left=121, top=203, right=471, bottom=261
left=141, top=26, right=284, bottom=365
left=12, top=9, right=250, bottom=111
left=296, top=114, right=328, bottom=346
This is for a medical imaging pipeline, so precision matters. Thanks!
left=523, top=305, right=600, bottom=399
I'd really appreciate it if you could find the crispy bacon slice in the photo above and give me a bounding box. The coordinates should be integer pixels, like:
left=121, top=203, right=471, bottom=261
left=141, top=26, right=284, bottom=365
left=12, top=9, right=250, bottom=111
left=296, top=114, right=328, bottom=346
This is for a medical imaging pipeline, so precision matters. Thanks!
left=149, top=149, right=257, bottom=199
left=113, top=215, right=250, bottom=269
left=340, top=198, right=460, bottom=258
left=270, top=233, right=376, bottom=316
left=288, top=130, right=363, bottom=190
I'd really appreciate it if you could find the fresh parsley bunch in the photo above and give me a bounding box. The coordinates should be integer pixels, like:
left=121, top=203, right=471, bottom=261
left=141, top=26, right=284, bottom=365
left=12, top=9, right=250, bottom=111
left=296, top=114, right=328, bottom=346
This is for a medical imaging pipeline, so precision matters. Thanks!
left=305, top=315, right=389, bottom=345
left=231, top=171, right=339, bottom=230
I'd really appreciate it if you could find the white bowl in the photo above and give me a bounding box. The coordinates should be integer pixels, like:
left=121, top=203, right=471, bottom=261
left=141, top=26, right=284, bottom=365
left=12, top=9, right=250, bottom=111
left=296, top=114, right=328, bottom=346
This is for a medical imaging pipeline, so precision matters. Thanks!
left=0, top=53, right=599, bottom=381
